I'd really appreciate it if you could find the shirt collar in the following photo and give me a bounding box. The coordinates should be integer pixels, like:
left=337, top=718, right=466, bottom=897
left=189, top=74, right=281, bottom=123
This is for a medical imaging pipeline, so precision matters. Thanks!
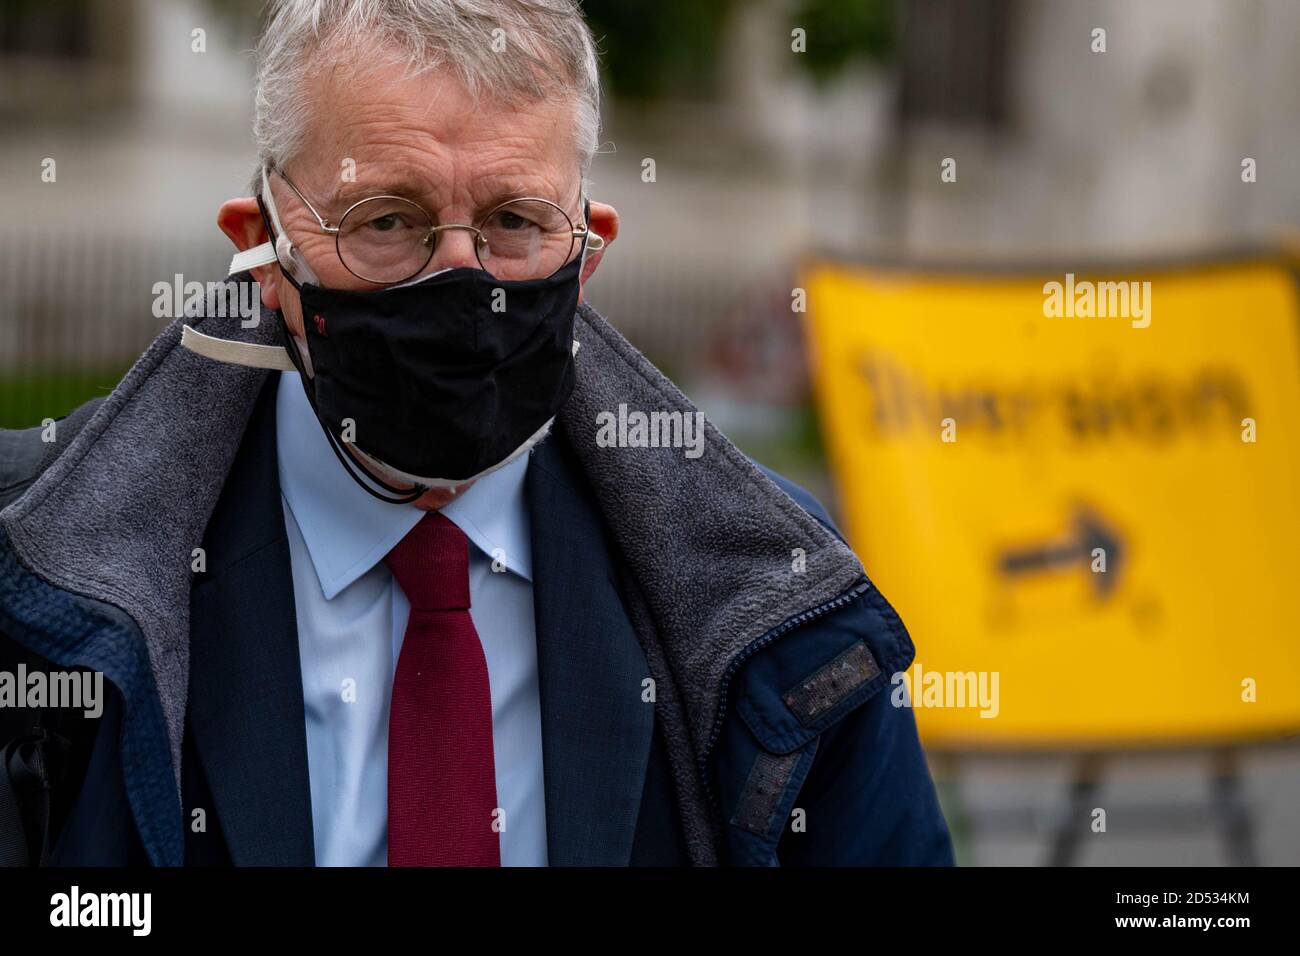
left=275, top=371, right=533, bottom=600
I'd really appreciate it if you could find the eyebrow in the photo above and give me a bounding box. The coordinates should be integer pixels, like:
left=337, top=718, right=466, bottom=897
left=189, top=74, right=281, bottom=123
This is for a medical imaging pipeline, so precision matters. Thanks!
left=470, top=177, right=582, bottom=216
left=326, top=176, right=436, bottom=212
left=324, top=174, right=577, bottom=218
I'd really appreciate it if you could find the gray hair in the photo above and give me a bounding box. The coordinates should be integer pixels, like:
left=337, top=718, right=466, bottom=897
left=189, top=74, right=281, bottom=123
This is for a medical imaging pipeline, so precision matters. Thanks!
left=250, top=0, right=601, bottom=192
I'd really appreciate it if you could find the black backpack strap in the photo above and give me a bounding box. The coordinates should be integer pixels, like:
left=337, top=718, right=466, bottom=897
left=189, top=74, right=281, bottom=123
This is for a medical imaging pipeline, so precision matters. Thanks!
left=0, top=655, right=73, bottom=867
left=0, top=740, right=31, bottom=866
left=0, top=730, right=51, bottom=865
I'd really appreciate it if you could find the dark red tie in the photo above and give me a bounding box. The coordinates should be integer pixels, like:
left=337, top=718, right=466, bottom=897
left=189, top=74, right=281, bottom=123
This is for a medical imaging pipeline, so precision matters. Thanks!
left=385, top=512, right=501, bottom=867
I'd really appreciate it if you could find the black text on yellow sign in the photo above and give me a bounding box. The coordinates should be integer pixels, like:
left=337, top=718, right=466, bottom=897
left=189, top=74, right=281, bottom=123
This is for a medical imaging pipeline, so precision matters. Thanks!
left=803, top=257, right=1300, bottom=748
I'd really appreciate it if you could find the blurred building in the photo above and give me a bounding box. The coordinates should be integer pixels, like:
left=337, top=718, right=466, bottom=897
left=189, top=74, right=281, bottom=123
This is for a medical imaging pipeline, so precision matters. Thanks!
left=3, top=0, right=1298, bottom=379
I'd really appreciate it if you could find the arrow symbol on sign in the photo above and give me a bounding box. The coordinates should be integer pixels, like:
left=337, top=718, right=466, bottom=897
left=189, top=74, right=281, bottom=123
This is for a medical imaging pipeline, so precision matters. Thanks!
left=997, top=507, right=1124, bottom=598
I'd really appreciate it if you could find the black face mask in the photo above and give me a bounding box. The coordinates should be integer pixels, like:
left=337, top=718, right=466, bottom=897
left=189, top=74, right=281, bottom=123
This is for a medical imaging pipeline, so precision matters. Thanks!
left=261, top=196, right=585, bottom=504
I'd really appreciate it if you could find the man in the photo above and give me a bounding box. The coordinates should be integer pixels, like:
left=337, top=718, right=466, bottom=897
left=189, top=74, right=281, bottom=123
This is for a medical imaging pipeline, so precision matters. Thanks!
left=0, top=0, right=952, bottom=866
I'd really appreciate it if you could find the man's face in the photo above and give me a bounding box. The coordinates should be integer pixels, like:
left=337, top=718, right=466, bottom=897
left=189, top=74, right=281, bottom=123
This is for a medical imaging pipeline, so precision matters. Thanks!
left=218, top=50, right=616, bottom=509
left=267, top=54, right=590, bottom=336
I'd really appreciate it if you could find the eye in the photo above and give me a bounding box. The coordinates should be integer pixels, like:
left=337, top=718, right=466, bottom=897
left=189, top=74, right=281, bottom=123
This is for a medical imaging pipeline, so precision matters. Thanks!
left=495, top=210, right=534, bottom=231
left=366, top=213, right=403, bottom=232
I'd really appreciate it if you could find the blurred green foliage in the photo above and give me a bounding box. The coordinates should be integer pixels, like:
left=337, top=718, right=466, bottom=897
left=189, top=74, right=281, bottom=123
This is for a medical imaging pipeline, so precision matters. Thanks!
left=197, top=0, right=263, bottom=34
left=789, top=0, right=895, bottom=83
left=0, top=368, right=124, bottom=431
left=582, top=0, right=894, bottom=100
left=581, top=0, right=738, bottom=101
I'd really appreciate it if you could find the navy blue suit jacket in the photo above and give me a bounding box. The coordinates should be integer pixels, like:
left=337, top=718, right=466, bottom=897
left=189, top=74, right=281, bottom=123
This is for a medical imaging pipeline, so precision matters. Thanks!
left=4, top=375, right=953, bottom=866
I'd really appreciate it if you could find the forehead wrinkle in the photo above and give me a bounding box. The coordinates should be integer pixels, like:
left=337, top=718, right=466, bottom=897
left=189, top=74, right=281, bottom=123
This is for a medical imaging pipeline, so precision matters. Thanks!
left=314, top=127, right=447, bottom=211
left=302, top=141, right=575, bottom=220
left=326, top=174, right=438, bottom=213
left=294, top=56, right=582, bottom=219
left=463, top=170, right=576, bottom=218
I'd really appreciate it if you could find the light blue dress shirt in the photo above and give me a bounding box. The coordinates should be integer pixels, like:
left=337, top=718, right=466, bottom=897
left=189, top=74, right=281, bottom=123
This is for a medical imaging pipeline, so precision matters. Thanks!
left=275, top=371, right=548, bottom=867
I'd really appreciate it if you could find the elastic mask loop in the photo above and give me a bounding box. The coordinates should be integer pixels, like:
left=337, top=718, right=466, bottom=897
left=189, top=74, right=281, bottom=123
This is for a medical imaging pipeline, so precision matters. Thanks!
left=275, top=318, right=426, bottom=504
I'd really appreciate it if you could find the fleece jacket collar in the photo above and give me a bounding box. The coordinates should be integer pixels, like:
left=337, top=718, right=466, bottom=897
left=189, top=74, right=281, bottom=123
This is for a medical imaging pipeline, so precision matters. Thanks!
left=0, top=274, right=867, bottom=866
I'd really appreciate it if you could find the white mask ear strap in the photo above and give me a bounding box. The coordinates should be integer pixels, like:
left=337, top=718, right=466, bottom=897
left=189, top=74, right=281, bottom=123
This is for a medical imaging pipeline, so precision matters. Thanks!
left=230, top=242, right=278, bottom=274
left=181, top=325, right=296, bottom=370
left=228, top=165, right=321, bottom=285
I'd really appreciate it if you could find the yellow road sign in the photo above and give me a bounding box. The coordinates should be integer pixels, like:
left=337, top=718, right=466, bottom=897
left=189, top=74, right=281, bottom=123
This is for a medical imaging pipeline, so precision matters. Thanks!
left=803, top=254, right=1300, bottom=748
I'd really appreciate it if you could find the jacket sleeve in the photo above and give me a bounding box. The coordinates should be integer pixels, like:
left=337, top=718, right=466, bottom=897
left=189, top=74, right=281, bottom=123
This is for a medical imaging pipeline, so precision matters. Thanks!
left=754, top=463, right=955, bottom=866
left=777, top=683, right=955, bottom=865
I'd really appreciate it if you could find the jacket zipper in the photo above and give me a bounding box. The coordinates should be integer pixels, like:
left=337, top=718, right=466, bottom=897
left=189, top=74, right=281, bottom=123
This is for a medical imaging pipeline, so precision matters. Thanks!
left=695, top=576, right=873, bottom=851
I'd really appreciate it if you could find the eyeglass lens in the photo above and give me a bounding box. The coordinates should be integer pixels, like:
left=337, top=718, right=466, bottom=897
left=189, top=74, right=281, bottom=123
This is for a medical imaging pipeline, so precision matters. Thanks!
left=336, top=196, right=577, bottom=284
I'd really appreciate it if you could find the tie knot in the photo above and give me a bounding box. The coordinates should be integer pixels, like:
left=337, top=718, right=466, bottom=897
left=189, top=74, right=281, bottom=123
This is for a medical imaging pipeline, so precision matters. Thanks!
left=384, top=512, right=471, bottom=611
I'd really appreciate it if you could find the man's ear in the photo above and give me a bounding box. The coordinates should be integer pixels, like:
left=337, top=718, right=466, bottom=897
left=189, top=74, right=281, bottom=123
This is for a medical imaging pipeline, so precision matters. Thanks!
left=578, top=200, right=619, bottom=296
left=217, top=197, right=282, bottom=311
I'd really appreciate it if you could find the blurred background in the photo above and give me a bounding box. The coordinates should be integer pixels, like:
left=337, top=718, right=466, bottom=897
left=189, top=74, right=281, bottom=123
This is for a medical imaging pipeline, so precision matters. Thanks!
left=1, top=0, right=1297, bottom=864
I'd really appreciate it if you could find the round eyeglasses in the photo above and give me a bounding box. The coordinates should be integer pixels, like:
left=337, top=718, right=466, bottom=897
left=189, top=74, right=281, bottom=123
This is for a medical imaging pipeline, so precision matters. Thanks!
left=268, top=166, right=603, bottom=285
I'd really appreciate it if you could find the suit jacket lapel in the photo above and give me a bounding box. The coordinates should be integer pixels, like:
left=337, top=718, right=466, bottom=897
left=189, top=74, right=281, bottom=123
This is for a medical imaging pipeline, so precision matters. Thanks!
left=527, top=432, right=655, bottom=866
left=188, top=373, right=315, bottom=865
left=189, top=380, right=653, bottom=867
